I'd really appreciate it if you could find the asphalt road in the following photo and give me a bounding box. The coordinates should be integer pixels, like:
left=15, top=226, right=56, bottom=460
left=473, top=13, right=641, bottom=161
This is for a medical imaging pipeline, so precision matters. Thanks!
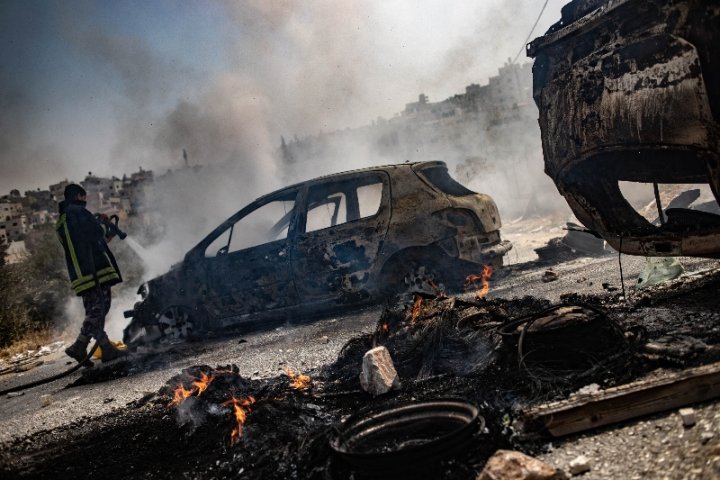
left=0, top=306, right=380, bottom=443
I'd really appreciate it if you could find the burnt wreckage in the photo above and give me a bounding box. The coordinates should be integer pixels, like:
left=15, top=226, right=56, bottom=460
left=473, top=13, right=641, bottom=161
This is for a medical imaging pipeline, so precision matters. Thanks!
left=529, top=0, right=720, bottom=256
left=123, top=161, right=512, bottom=343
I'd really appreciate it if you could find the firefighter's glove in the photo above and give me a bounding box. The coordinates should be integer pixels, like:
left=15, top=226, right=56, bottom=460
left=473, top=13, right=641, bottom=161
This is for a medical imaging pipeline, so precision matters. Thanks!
left=95, top=214, right=114, bottom=240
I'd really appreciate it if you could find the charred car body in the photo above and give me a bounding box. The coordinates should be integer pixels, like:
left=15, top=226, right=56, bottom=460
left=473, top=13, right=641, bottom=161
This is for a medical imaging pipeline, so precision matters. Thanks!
left=123, top=161, right=511, bottom=343
left=529, top=0, right=720, bottom=256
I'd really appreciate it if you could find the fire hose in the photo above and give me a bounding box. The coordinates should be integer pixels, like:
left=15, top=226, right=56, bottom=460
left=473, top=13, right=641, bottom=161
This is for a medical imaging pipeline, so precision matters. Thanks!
left=0, top=344, right=101, bottom=396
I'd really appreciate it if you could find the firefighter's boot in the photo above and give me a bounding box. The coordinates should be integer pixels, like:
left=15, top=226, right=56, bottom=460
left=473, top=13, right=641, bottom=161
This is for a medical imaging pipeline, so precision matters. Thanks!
left=97, top=336, right=127, bottom=362
left=65, top=334, right=94, bottom=367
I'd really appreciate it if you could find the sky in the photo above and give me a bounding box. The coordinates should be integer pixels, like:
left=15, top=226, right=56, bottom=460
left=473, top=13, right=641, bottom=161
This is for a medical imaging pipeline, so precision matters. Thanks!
left=0, top=0, right=568, bottom=194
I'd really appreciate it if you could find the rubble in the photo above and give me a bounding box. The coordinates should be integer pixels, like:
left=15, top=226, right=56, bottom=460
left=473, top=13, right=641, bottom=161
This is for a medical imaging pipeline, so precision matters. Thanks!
left=541, top=270, right=559, bottom=283
left=642, top=335, right=709, bottom=359
left=571, top=384, right=600, bottom=397
left=0, top=341, right=65, bottom=376
left=679, top=408, right=696, bottom=428
left=534, top=223, right=608, bottom=264
left=358, top=346, right=401, bottom=396
left=567, top=455, right=591, bottom=476
left=476, top=450, right=569, bottom=480
left=520, top=361, right=720, bottom=437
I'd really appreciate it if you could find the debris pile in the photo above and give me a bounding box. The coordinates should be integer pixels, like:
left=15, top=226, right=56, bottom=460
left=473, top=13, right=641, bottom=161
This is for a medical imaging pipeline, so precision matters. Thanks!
left=534, top=223, right=609, bottom=264
left=150, top=274, right=720, bottom=478
left=0, top=341, right=65, bottom=375
left=155, top=364, right=337, bottom=479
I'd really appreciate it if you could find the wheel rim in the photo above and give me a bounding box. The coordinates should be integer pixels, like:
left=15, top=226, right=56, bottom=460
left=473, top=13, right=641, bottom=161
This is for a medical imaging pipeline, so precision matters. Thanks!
left=157, top=305, right=196, bottom=339
left=404, top=265, right=446, bottom=296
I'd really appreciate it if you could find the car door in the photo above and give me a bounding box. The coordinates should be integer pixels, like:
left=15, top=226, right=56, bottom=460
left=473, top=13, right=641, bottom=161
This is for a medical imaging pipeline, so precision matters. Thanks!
left=291, top=172, right=390, bottom=303
left=201, top=190, right=299, bottom=321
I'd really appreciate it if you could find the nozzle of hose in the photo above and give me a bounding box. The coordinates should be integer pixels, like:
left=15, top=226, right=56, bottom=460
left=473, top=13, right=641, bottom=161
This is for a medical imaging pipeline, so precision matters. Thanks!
left=108, top=216, right=128, bottom=240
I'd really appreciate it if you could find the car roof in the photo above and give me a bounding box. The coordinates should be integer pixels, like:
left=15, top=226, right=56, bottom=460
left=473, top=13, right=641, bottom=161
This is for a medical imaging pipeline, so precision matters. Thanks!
left=256, top=160, right=447, bottom=202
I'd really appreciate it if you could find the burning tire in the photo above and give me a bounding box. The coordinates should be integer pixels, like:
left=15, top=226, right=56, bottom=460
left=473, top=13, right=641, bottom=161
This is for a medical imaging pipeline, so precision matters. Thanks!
left=378, top=249, right=472, bottom=299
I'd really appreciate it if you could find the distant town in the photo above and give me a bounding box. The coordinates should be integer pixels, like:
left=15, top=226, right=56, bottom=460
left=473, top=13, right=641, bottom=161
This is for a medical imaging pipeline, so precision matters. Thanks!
left=0, top=167, right=155, bottom=263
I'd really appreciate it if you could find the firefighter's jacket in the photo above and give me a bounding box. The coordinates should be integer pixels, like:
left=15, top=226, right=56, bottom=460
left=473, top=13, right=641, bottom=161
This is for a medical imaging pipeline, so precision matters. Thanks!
left=56, top=201, right=122, bottom=295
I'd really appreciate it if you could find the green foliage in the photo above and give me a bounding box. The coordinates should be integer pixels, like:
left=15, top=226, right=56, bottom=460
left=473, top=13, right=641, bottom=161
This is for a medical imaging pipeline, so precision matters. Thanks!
left=0, top=265, right=50, bottom=348
left=0, top=226, right=68, bottom=347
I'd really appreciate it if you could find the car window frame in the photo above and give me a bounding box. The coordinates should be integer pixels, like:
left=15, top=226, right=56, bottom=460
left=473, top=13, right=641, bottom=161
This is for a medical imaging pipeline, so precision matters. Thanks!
left=192, top=188, right=301, bottom=259
left=297, top=171, right=390, bottom=235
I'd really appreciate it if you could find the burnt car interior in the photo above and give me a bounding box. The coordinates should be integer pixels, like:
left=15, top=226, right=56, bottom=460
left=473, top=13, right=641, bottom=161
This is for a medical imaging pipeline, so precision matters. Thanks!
left=204, top=176, right=386, bottom=258
left=304, top=177, right=384, bottom=232
left=205, top=192, right=297, bottom=258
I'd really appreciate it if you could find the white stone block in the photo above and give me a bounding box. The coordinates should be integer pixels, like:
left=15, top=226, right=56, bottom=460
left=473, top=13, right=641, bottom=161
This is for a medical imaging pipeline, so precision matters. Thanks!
left=679, top=407, right=696, bottom=427
left=568, top=455, right=591, bottom=476
left=359, top=346, right=401, bottom=396
left=476, top=450, right=569, bottom=480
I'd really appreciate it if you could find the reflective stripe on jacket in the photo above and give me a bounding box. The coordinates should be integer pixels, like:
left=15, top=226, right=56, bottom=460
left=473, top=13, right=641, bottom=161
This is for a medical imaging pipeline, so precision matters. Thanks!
left=56, top=202, right=122, bottom=295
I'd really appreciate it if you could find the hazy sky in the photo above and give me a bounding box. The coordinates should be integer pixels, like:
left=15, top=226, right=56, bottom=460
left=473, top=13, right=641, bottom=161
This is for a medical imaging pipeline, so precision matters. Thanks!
left=0, top=0, right=567, bottom=194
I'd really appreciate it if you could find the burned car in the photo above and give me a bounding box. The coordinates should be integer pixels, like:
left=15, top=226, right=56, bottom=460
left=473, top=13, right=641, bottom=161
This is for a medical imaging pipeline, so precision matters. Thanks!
left=528, top=0, right=720, bottom=256
left=123, top=161, right=512, bottom=343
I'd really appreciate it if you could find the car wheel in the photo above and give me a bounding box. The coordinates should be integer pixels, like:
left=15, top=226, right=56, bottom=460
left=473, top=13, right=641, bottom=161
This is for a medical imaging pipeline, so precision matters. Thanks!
left=403, top=264, right=447, bottom=296
left=379, top=250, right=497, bottom=300
left=157, top=305, right=208, bottom=340
left=379, top=252, right=456, bottom=299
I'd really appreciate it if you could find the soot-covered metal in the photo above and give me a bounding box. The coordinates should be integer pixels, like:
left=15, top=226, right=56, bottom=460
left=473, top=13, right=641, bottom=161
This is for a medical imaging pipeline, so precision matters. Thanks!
left=529, top=0, right=720, bottom=257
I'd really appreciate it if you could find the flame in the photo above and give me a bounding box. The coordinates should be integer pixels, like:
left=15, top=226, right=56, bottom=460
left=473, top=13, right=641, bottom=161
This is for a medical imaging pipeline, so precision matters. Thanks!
left=284, top=368, right=312, bottom=390
left=465, top=265, right=494, bottom=300
left=382, top=321, right=389, bottom=334
left=411, top=295, right=423, bottom=324
left=223, top=396, right=255, bottom=445
left=167, top=371, right=215, bottom=407
left=169, top=384, right=194, bottom=407
left=192, top=371, right=214, bottom=396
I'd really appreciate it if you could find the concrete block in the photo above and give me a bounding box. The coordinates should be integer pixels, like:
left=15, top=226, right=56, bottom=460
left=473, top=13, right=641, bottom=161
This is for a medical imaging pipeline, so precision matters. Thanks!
left=359, top=346, right=401, bottom=396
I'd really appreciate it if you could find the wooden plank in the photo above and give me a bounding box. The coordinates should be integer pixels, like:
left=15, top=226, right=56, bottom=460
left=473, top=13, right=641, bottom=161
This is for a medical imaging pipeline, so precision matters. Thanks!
left=519, top=361, right=720, bottom=437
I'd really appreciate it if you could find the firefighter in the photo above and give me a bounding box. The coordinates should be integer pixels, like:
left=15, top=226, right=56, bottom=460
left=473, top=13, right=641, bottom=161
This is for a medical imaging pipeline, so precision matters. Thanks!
left=57, top=184, right=126, bottom=365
